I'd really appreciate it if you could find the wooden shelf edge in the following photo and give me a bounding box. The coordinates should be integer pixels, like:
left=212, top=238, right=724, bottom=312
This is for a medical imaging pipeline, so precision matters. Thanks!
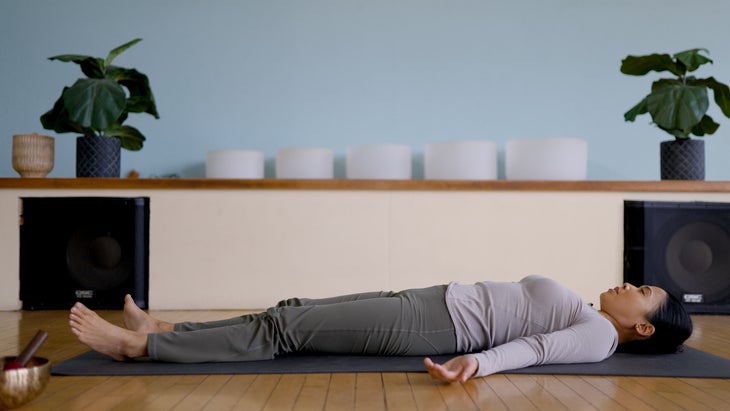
left=2, top=178, right=730, bottom=192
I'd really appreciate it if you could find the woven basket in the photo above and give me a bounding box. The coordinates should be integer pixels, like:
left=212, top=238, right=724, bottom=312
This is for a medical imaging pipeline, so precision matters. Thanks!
left=12, top=134, right=55, bottom=178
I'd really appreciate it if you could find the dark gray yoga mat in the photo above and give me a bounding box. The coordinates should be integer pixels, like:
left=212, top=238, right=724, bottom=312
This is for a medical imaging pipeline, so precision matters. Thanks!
left=52, top=347, right=730, bottom=378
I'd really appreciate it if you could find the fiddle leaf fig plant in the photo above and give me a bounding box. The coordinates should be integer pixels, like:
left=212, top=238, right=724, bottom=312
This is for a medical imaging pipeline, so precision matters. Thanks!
left=621, top=48, right=730, bottom=139
left=40, top=38, right=159, bottom=150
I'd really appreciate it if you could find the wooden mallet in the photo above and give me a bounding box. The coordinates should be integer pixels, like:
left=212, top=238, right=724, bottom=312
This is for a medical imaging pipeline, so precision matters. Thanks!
left=3, top=330, right=49, bottom=370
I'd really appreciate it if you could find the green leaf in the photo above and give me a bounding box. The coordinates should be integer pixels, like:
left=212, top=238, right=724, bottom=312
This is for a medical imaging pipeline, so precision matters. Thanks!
left=651, top=78, right=682, bottom=92
left=49, top=55, right=105, bottom=78
left=674, top=48, right=712, bottom=72
left=105, top=124, right=146, bottom=151
left=646, top=85, right=709, bottom=132
left=690, top=115, right=719, bottom=136
left=621, top=53, right=684, bottom=77
left=40, top=90, right=88, bottom=135
left=48, top=53, right=93, bottom=62
left=63, top=78, right=126, bottom=130
left=105, top=38, right=142, bottom=68
left=624, top=98, right=649, bottom=122
left=691, top=77, right=730, bottom=118
left=107, top=67, right=159, bottom=118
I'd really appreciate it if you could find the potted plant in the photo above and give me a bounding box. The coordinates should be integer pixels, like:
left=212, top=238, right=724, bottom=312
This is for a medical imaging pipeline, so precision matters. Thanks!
left=621, top=48, right=730, bottom=180
left=40, top=38, right=159, bottom=177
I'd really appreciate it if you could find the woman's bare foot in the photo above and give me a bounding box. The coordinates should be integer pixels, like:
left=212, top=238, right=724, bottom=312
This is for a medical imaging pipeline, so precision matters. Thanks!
left=69, top=302, right=148, bottom=361
left=122, top=294, right=174, bottom=333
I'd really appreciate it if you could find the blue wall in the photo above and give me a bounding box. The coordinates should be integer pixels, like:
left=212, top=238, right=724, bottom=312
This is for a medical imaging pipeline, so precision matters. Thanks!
left=2, top=0, right=730, bottom=179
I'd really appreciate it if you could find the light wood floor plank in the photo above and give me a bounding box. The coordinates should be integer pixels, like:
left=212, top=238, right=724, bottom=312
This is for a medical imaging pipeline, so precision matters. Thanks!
left=232, top=374, right=281, bottom=411
left=94, top=376, right=164, bottom=411
left=108, top=376, right=183, bottom=411
left=483, top=374, right=539, bottom=411
left=437, top=378, right=479, bottom=410
left=139, top=381, right=201, bottom=411
left=610, top=377, right=686, bottom=411
left=67, top=375, right=142, bottom=411
left=200, top=375, right=257, bottom=411
left=262, top=374, right=306, bottom=411
left=630, top=376, right=729, bottom=411
left=506, top=374, right=569, bottom=411
left=324, top=372, right=356, bottom=410
left=355, top=373, right=385, bottom=411
left=462, top=377, right=509, bottom=411
left=406, top=372, right=450, bottom=411
left=526, top=375, right=597, bottom=411
left=21, top=376, right=111, bottom=411
left=293, top=374, right=330, bottom=411
left=557, top=376, right=627, bottom=411
left=682, top=377, right=730, bottom=402
left=171, top=375, right=233, bottom=411
left=382, top=372, right=417, bottom=411
left=580, top=377, right=655, bottom=411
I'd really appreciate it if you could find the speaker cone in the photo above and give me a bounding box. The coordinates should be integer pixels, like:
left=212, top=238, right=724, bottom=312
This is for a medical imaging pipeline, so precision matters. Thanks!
left=659, top=221, right=730, bottom=303
left=66, top=226, right=131, bottom=291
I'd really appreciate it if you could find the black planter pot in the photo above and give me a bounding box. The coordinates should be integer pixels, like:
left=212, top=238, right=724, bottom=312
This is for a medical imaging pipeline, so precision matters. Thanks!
left=660, top=139, right=705, bottom=180
left=76, top=136, right=121, bottom=178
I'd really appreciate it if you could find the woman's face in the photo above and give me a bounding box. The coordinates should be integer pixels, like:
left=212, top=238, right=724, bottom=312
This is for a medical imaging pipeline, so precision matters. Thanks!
left=599, top=283, right=667, bottom=328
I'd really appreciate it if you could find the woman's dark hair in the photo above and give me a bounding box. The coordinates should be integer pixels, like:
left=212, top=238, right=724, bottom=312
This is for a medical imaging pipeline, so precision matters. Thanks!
left=617, top=290, right=693, bottom=354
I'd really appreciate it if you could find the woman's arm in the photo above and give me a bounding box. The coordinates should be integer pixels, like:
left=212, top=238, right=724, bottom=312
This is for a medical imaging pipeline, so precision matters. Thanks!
left=425, top=314, right=617, bottom=382
left=471, top=319, right=617, bottom=378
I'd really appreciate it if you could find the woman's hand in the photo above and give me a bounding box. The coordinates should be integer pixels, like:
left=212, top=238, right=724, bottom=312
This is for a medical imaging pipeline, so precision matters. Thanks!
left=423, top=354, right=478, bottom=383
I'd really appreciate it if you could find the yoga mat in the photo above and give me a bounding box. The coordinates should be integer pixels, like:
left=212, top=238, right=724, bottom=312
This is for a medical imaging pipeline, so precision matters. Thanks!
left=52, top=347, right=730, bottom=378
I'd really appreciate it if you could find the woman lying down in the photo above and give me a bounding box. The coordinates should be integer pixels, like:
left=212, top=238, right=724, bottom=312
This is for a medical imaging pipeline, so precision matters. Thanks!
left=69, top=275, right=692, bottom=383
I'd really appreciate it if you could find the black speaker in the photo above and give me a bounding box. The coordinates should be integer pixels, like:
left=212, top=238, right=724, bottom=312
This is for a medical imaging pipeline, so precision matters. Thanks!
left=19, top=197, right=149, bottom=310
left=624, top=200, right=730, bottom=314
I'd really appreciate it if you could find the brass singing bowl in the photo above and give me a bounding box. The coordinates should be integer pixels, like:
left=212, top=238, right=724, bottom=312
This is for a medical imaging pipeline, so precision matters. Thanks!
left=1, top=357, right=51, bottom=410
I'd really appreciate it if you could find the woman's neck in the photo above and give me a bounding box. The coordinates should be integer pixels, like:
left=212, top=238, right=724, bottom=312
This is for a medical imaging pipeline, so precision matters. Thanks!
left=597, top=310, right=635, bottom=344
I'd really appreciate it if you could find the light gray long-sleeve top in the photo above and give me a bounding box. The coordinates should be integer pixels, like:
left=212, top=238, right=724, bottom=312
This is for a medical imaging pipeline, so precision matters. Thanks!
left=445, top=275, right=618, bottom=377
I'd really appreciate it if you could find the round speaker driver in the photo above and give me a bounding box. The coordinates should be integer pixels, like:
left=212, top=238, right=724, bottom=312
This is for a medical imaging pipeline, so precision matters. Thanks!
left=66, top=226, right=130, bottom=290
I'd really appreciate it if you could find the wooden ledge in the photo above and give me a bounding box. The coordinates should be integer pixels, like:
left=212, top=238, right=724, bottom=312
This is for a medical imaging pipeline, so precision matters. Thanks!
left=2, top=178, right=730, bottom=192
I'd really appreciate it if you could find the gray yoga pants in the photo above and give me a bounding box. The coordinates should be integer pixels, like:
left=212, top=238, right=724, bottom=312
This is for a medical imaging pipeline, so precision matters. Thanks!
left=147, top=285, right=457, bottom=363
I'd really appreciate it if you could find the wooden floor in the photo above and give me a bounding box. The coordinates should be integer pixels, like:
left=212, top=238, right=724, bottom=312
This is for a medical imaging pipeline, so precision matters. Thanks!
left=2, top=309, right=729, bottom=411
